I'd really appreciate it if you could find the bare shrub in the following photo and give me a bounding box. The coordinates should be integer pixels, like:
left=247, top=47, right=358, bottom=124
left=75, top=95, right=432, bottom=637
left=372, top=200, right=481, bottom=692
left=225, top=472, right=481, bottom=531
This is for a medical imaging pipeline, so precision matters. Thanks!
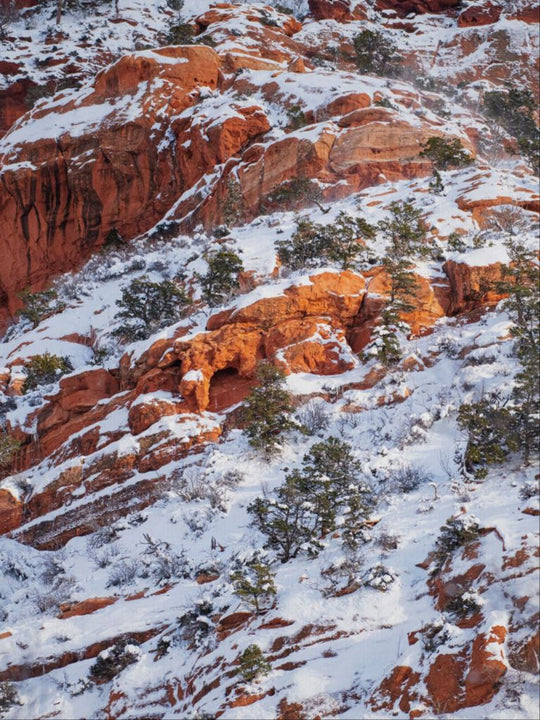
left=297, top=400, right=330, bottom=435
left=106, top=560, right=138, bottom=588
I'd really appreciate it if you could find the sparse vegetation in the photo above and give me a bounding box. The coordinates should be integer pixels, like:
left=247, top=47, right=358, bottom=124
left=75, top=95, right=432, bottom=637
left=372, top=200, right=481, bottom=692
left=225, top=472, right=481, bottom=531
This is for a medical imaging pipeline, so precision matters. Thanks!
left=21, top=352, right=73, bottom=393
left=484, top=86, right=539, bottom=173
left=458, top=398, right=518, bottom=479
left=286, top=104, right=307, bottom=129
left=0, top=432, right=21, bottom=479
left=433, top=516, right=481, bottom=569
left=0, top=681, right=21, bottom=713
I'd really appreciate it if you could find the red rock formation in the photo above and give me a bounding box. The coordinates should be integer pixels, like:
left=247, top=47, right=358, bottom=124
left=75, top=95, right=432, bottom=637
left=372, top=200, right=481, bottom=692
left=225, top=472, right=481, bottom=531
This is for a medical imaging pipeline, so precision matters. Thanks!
left=58, top=596, right=118, bottom=619
left=0, top=488, right=23, bottom=533
left=375, top=0, right=461, bottom=16
left=370, top=665, right=421, bottom=714
left=443, top=260, right=506, bottom=315
left=458, top=3, right=502, bottom=27
left=0, top=76, right=33, bottom=139
left=0, top=45, right=268, bottom=327
left=308, top=0, right=355, bottom=22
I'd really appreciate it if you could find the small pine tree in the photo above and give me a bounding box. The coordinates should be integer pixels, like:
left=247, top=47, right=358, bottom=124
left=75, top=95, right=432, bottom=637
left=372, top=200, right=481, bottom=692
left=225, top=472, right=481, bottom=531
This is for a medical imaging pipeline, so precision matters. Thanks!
left=433, top=516, right=481, bottom=568
left=368, top=255, right=419, bottom=366
left=420, top=136, right=473, bottom=171
left=378, top=200, right=429, bottom=259
left=324, top=212, right=376, bottom=269
left=200, top=248, right=244, bottom=307
left=498, top=241, right=539, bottom=464
left=238, top=645, right=271, bottom=683
left=16, top=288, right=65, bottom=328
left=457, top=398, right=518, bottom=478
left=0, top=681, right=21, bottom=712
left=353, top=29, right=401, bottom=76
left=248, top=474, right=322, bottom=562
left=275, top=218, right=325, bottom=270
left=0, top=432, right=21, bottom=479
left=429, top=169, right=444, bottom=195
left=114, top=277, right=190, bottom=342
left=230, top=554, right=277, bottom=613
left=242, top=362, right=298, bottom=459
left=298, top=436, right=372, bottom=536
left=21, top=353, right=73, bottom=393
left=484, top=87, right=539, bottom=172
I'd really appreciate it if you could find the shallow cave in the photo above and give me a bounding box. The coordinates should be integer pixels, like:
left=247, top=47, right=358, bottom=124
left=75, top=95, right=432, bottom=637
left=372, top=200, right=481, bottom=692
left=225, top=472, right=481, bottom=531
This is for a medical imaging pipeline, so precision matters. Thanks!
left=207, top=367, right=255, bottom=412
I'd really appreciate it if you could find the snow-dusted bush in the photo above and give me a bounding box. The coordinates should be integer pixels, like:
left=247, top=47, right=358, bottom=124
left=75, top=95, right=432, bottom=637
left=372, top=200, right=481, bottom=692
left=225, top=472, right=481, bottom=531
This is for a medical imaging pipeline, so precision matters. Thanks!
left=420, top=137, right=473, bottom=171
left=139, top=534, right=190, bottom=584
left=363, top=563, right=396, bottom=592
left=0, top=681, right=21, bottom=713
left=385, top=464, right=432, bottom=494
left=89, top=643, right=141, bottom=683
left=432, top=516, right=481, bottom=570
left=16, top=288, right=65, bottom=329
left=276, top=212, right=375, bottom=271
left=21, top=353, right=73, bottom=394
left=353, top=29, right=401, bottom=76
left=445, top=588, right=484, bottom=617
left=177, top=599, right=215, bottom=648
left=0, top=431, right=20, bottom=479
left=458, top=398, right=518, bottom=479
left=106, top=559, right=139, bottom=588
left=421, top=618, right=450, bottom=652
left=199, top=248, right=244, bottom=307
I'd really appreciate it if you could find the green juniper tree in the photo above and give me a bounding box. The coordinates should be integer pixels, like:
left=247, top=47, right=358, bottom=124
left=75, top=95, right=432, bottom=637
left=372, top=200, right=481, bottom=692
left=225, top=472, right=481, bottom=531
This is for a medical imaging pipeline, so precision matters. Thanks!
left=483, top=86, right=539, bottom=173
left=114, top=277, right=190, bottom=342
left=248, top=474, right=321, bottom=562
left=366, top=201, right=428, bottom=364
left=276, top=213, right=375, bottom=271
left=248, top=437, right=373, bottom=561
left=16, top=288, right=65, bottom=329
left=457, top=397, right=518, bottom=479
left=353, top=29, right=401, bottom=76
left=420, top=136, right=473, bottom=171
left=242, top=362, right=298, bottom=459
left=200, top=248, right=244, bottom=307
